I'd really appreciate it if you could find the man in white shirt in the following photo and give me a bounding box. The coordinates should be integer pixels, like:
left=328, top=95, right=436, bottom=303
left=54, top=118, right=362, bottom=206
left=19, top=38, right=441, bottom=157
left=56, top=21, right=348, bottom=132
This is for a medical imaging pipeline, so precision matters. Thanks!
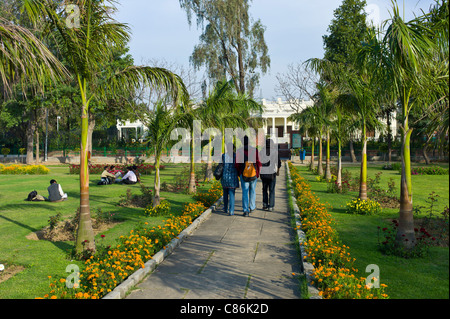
left=121, top=167, right=138, bottom=185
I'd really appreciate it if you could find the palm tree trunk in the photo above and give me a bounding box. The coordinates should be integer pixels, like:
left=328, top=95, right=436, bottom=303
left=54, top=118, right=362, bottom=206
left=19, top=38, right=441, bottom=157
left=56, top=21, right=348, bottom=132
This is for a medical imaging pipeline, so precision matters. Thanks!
left=337, top=139, right=342, bottom=190
left=188, top=137, right=196, bottom=194
left=87, top=111, right=95, bottom=155
left=396, top=123, right=416, bottom=249
left=423, top=138, right=431, bottom=165
left=359, top=125, right=368, bottom=200
left=153, top=154, right=161, bottom=207
left=349, top=139, right=357, bottom=163
left=318, top=133, right=323, bottom=176
left=325, top=130, right=331, bottom=180
left=35, top=129, right=40, bottom=164
left=26, top=111, right=35, bottom=164
left=205, top=136, right=213, bottom=181
left=75, top=86, right=95, bottom=255
left=310, top=137, right=315, bottom=171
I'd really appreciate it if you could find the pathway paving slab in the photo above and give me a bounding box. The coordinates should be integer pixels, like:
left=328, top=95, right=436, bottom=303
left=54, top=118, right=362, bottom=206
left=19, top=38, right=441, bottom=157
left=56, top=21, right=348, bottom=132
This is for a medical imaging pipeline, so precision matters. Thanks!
left=126, top=165, right=301, bottom=300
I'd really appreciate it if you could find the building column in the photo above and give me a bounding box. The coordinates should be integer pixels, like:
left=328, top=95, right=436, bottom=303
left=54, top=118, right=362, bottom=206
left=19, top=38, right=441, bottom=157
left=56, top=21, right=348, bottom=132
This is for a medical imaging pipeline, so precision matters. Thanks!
left=272, top=117, right=276, bottom=137
left=284, top=117, right=287, bottom=138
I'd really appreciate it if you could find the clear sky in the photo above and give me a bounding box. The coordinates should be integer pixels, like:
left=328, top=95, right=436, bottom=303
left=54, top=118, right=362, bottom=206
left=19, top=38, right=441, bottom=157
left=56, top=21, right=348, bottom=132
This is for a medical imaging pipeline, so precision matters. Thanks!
left=114, top=0, right=436, bottom=100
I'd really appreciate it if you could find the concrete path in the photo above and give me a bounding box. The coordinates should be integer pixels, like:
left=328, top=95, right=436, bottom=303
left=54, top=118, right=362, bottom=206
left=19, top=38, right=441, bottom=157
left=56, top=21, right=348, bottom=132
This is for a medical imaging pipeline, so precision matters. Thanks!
left=126, top=165, right=301, bottom=299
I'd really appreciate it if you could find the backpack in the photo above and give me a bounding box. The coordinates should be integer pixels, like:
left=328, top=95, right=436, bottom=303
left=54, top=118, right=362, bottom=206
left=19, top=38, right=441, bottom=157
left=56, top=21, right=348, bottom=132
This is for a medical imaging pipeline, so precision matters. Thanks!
left=242, top=161, right=257, bottom=182
left=27, top=190, right=38, bottom=201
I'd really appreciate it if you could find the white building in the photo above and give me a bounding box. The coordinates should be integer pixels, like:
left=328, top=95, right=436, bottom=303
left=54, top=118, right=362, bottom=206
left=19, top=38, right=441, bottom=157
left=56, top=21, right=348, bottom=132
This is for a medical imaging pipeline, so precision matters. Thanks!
left=256, top=98, right=314, bottom=147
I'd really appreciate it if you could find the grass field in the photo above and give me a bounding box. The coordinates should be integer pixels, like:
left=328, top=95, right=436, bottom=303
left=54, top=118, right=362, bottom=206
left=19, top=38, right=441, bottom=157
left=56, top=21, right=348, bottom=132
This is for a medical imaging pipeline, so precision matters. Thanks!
left=292, top=161, right=449, bottom=299
left=0, top=163, right=211, bottom=299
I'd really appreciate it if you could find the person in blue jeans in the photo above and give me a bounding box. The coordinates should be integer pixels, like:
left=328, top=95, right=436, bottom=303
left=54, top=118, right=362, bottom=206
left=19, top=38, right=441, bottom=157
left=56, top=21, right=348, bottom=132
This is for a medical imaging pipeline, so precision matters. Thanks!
left=221, top=143, right=239, bottom=216
left=235, top=136, right=262, bottom=217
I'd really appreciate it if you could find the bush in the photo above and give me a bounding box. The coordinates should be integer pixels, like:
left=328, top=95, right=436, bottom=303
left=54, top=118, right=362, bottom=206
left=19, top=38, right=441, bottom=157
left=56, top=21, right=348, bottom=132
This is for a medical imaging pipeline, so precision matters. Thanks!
left=326, top=178, right=350, bottom=194
left=345, top=198, right=382, bottom=215
left=411, top=166, right=448, bottom=175
left=143, top=200, right=171, bottom=217
left=1, top=148, right=10, bottom=157
left=377, top=220, right=435, bottom=258
left=0, top=164, right=50, bottom=175
left=192, top=181, right=223, bottom=208
left=182, top=201, right=208, bottom=219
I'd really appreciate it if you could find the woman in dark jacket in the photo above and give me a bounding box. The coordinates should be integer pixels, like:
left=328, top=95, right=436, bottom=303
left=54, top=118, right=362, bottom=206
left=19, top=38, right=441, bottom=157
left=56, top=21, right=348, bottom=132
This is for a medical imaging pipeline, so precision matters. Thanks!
left=221, top=142, right=239, bottom=216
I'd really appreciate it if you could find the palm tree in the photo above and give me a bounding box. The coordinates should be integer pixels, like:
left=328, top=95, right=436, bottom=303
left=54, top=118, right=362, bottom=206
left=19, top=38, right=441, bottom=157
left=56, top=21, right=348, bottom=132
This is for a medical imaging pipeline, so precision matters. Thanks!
left=0, top=17, right=68, bottom=96
left=379, top=1, right=443, bottom=249
left=331, top=100, right=357, bottom=190
left=144, top=100, right=186, bottom=206
left=23, top=0, right=188, bottom=254
left=314, top=82, right=335, bottom=181
left=288, top=106, right=321, bottom=172
left=359, top=0, right=446, bottom=249
left=194, top=80, right=263, bottom=185
left=308, top=57, right=383, bottom=200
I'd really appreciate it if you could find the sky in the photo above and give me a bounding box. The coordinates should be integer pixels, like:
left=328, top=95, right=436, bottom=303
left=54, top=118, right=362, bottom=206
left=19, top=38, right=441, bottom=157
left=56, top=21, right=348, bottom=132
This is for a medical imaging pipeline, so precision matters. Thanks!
left=113, top=0, right=437, bottom=101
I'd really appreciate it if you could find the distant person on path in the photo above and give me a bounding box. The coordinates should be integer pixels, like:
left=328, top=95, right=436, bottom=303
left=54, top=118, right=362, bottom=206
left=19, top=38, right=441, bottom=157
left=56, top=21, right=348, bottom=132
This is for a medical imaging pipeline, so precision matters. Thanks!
left=121, top=166, right=138, bottom=185
left=259, top=139, right=281, bottom=211
left=46, top=179, right=68, bottom=202
left=100, top=166, right=116, bottom=185
left=221, top=142, right=240, bottom=216
left=236, top=136, right=262, bottom=217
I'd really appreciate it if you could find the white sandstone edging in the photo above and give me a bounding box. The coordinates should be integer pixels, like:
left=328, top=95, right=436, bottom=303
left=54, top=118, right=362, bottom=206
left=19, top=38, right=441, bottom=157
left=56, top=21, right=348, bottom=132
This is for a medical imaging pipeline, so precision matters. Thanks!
left=102, top=197, right=223, bottom=299
left=285, top=162, right=322, bottom=299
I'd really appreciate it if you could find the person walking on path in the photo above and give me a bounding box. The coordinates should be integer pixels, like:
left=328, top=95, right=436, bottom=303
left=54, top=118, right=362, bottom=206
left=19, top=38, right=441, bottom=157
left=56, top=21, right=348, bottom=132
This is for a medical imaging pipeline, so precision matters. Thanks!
left=259, top=139, right=281, bottom=211
left=221, top=142, right=240, bottom=216
left=236, top=136, right=262, bottom=217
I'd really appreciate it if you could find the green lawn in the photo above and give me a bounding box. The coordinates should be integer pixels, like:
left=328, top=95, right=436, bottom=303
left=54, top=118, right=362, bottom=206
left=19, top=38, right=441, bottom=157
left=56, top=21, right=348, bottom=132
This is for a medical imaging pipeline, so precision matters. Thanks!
left=293, top=161, right=449, bottom=299
left=0, top=163, right=210, bottom=299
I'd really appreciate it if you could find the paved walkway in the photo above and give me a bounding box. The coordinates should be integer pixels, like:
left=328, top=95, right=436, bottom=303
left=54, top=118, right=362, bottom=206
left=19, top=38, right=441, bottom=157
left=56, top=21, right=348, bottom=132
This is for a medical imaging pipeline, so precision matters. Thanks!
left=126, top=165, right=301, bottom=299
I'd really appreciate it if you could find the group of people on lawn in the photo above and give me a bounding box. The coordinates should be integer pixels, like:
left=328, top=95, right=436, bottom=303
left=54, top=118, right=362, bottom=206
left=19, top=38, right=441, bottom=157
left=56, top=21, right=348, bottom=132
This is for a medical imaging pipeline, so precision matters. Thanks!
left=36, top=166, right=139, bottom=203
left=99, top=165, right=140, bottom=185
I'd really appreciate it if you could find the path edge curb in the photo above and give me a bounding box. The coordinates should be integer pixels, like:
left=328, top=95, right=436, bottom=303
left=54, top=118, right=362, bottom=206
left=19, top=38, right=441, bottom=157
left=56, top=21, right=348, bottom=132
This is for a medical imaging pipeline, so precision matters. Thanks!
left=102, top=197, right=223, bottom=299
left=285, top=162, right=322, bottom=299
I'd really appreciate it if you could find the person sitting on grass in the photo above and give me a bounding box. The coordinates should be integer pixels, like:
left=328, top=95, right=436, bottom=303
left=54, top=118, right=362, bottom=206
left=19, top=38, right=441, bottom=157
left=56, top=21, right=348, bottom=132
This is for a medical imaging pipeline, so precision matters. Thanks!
left=99, top=165, right=116, bottom=185
left=121, top=166, right=138, bottom=185
left=46, top=179, right=68, bottom=202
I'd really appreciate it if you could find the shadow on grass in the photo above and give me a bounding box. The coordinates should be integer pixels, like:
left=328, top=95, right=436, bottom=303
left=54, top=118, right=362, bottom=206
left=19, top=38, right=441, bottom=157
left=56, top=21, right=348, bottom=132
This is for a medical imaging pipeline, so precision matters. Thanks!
left=0, top=212, right=74, bottom=253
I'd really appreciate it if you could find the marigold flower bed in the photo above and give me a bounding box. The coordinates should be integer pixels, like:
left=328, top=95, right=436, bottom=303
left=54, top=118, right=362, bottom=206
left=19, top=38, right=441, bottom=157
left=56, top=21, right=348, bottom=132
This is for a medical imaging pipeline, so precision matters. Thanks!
left=288, top=163, right=389, bottom=299
left=0, top=164, right=50, bottom=175
left=38, top=185, right=220, bottom=299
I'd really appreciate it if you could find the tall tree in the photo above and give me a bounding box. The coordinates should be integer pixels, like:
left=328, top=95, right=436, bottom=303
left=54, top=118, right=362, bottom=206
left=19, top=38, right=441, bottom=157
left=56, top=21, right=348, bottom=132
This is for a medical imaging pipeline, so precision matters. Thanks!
left=23, top=0, right=188, bottom=255
left=380, top=0, right=444, bottom=249
left=144, top=100, right=187, bottom=207
left=323, top=0, right=368, bottom=65
left=179, top=0, right=270, bottom=97
left=322, top=0, right=369, bottom=163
